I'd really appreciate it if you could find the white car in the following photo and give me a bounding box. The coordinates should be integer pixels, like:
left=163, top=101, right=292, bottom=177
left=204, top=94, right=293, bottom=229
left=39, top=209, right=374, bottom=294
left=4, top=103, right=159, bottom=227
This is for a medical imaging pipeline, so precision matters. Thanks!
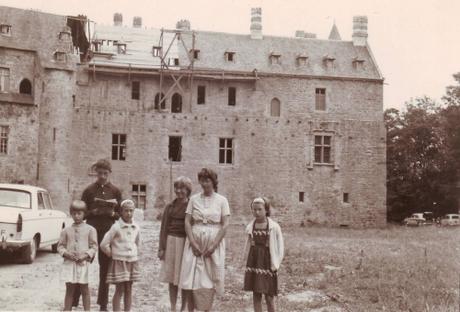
left=440, top=214, right=460, bottom=226
left=0, top=184, right=68, bottom=263
left=403, top=213, right=426, bottom=226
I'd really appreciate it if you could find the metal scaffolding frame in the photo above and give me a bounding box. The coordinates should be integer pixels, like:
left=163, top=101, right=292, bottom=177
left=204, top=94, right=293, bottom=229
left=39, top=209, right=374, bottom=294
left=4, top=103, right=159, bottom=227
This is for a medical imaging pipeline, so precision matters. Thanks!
left=157, top=28, right=196, bottom=113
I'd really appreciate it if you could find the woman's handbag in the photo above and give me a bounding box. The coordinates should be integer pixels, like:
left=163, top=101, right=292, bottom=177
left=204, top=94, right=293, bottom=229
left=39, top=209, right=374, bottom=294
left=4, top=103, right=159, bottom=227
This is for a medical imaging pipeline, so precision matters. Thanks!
left=192, top=256, right=215, bottom=311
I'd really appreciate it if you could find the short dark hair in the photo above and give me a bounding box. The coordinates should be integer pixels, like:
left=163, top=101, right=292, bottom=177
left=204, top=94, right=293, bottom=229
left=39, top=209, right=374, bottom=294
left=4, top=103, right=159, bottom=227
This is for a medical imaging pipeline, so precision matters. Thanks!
left=70, top=200, right=87, bottom=212
left=251, top=197, right=271, bottom=217
left=93, top=159, right=112, bottom=172
left=197, top=168, right=218, bottom=192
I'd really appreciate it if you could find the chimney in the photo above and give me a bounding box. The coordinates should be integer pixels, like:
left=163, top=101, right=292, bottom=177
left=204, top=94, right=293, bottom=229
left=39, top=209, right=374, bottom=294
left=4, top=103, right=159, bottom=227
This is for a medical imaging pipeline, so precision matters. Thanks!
left=295, top=30, right=317, bottom=39
left=250, top=7, right=262, bottom=39
left=295, top=30, right=305, bottom=38
left=352, top=16, right=368, bottom=46
left=176, top=19, right=191, bottom=31
left=133, top=16, right=142, bottom=28
left=114, top=13, right=123, bottom=26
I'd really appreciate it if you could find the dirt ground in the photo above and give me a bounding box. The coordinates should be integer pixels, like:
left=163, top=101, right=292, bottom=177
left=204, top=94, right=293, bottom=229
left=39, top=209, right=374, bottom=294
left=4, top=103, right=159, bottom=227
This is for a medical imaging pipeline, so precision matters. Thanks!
left=0, top=220, right=342, bottom=311
left=7, top=221, right=454, bottom=311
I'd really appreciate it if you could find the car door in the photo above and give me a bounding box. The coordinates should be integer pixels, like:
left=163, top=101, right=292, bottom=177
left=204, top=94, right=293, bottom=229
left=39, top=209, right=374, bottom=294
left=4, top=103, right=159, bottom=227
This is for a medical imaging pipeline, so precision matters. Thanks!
left=43, top=192, right=63, bottom=241
left=36, top=192, right=51, bottom=243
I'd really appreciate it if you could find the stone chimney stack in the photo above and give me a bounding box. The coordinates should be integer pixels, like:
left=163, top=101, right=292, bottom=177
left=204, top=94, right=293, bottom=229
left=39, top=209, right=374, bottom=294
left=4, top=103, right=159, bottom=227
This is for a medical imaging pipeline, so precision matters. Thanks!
left=133, top=16, right=142, bottom=28
left=114, top=13, right=123, bottom=26
left=352, top=16, right=368, bottom=46
left=250, top=7, right=262, bottom=39
left=176, top=19, right=191, bottom=31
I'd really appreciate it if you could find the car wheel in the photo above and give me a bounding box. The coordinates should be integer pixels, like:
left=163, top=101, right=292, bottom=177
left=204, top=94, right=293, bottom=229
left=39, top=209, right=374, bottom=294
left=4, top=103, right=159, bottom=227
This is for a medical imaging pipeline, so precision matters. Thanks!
left=22, top=237, right=38, bottom=264
left=51, top=243, right=58, bottom=253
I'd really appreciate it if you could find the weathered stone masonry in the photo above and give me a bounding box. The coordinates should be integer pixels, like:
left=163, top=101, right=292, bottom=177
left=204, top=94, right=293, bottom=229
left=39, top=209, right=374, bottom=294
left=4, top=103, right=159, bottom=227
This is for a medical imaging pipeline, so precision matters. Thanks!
left=0, top=6, right=386, bottom=227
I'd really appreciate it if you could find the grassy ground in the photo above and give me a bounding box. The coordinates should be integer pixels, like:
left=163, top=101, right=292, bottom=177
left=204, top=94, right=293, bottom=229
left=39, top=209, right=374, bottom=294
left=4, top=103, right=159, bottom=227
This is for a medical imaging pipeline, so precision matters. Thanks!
left=217, top=223, right=460, bottom=312
left=0, top=221, right=457, bottom=311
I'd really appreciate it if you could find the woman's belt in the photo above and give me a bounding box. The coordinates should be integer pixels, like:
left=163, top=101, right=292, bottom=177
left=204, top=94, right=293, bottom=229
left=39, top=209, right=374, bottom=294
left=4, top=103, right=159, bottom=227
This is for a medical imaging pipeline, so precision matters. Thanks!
left=193, top=219, right=221, bottom=226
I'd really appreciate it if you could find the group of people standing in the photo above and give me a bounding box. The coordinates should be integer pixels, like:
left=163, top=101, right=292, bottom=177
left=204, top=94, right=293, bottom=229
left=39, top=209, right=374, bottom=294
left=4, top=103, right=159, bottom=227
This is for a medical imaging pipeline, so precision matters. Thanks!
left=57, top=159, right=284, bottom=312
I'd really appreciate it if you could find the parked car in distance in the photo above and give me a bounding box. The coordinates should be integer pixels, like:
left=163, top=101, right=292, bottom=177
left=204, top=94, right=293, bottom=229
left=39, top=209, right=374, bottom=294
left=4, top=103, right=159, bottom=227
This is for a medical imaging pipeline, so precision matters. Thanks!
left=403, top=212, right=432, bottom=226
left=440, top=214, right=460, bottom=226
left=0, top=184, right=68, bottom=263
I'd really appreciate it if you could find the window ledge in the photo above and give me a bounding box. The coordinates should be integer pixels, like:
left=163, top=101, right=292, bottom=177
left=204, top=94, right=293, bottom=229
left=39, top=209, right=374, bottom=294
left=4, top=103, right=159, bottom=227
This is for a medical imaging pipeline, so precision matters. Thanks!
left=218, top=163, right=235, bottom=167
left=0, top=93, right=35, bottom=105
left=313, top=162, right=334, bottom=166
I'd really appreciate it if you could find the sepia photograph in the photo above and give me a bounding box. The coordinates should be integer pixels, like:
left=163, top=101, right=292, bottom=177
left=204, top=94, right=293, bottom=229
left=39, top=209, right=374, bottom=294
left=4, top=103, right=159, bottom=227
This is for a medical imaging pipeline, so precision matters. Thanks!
left=0, top=0, right=459, bottom=311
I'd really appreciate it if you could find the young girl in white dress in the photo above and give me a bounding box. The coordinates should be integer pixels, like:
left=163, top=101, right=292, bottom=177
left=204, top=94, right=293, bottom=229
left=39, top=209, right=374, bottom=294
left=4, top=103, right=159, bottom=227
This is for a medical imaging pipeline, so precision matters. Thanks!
left=58, top=200, right=98, bottom=311
left=101, top=199, right=141, bottom=312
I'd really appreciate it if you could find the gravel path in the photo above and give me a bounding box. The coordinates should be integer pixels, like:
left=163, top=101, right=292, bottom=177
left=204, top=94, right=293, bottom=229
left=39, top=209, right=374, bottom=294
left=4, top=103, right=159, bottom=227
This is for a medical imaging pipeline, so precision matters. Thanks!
left=0, top=220, right=170, bottom=311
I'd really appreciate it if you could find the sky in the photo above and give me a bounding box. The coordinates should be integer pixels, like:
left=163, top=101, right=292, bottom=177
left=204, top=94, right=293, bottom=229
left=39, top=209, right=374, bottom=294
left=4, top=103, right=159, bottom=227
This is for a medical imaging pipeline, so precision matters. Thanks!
left=1, top=0, right=459, bottom=110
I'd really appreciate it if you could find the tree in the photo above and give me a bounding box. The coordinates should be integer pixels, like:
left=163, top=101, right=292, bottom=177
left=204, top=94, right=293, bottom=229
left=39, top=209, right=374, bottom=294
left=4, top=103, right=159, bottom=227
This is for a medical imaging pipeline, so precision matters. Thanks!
left=385, top=97, right=456, bottom=221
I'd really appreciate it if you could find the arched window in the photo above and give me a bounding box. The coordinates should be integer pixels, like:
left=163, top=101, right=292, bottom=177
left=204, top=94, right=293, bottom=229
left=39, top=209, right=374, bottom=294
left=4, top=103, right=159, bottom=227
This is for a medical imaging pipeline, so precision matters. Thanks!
left=154, top=92, right=166, bottom=110
left=171, top=93, right=182, bottom=113
left=19, top=79, right=32, bottom=95
left=270, top=98, right=281, bottom=117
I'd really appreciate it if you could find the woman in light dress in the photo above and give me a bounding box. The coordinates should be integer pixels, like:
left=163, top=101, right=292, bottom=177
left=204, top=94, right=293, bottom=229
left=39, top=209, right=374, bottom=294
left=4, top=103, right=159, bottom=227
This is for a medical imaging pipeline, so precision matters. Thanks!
left=179, top=168, right=231, bottom=311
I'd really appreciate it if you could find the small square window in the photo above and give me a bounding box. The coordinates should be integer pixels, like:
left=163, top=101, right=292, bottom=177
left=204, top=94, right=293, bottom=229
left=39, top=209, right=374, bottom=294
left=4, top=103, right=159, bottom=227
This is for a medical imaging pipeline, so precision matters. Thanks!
left=152, top=46, right=162, bottom=57
left=0, top=24, right=11, bottom=36
left=225, top=52, right=235, bottom=62
left=169, top=58, right=180, bottom=66
left=297, top=56, right=308, bottom=66
left=191, top=49, right=200, bottom=60
left=54, top=52, right=66, bottom=62
left=117, top=44, right=127, bottom=54
left=270, top=54, right=281, bottom=65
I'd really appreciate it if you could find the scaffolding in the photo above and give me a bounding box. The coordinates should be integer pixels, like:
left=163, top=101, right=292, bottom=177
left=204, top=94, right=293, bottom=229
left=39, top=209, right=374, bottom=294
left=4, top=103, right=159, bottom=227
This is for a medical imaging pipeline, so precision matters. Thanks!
left=157, top=28, right=196, bottom=113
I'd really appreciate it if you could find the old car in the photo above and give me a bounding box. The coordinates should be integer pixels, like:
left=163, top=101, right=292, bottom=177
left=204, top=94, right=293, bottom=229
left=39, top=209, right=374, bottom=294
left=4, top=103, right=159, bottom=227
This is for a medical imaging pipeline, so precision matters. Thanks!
left=403, top=213, right=427, bottom=226
left=0, top=184, right=68, bottom=263
left=440, top=214, right=460, bottom=226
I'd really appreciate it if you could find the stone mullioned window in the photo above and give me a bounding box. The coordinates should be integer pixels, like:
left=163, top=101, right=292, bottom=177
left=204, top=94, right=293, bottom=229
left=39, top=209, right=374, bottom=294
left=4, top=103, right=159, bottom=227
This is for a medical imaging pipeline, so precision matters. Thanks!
left=0, top=125, right=8, bottom=154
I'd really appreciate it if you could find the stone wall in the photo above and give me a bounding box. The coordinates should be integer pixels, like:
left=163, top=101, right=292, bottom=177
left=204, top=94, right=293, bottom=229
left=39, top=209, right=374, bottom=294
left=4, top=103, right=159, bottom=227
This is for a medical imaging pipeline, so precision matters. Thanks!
left=68, top=70, right=386, bottom=227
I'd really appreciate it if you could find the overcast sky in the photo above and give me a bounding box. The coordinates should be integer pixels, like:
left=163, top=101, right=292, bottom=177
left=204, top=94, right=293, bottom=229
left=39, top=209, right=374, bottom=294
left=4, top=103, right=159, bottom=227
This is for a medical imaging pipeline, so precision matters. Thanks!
left=2, top=0, right=459, bottom=110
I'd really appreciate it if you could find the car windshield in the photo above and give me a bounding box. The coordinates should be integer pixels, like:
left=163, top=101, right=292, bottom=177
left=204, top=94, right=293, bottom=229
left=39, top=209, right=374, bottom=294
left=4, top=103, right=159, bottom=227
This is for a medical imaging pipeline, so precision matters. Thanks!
left=0, top=189, right=31, bottom=209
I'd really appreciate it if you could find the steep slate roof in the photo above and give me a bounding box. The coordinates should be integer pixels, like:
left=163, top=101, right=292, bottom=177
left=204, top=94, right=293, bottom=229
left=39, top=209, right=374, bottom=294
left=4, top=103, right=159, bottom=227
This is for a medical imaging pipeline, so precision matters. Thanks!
left=180, top=30, right=382, bottom=80
left=89, top=22, right=382, bottom=80
left=0, top=6, right=77, bottom=71
left=90, top=24, right=177, bottom=69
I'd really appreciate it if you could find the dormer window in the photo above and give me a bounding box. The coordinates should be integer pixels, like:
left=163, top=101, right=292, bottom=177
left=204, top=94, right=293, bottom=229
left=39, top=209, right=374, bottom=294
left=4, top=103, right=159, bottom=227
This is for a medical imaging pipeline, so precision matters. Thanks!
left=169, top=58, right=180, bottom=66
left=323, top=55, right=335, bottom=68
left=190, top=49, right=200, bottom=60
left=225, top=51, right=235, bottom=62
left=92, top=40, right=102, bottom=52
left=152, top=46, right=162, bottom=57
left=296, top=54, right=308, bottom=66
left=0, top=24, right=11, bottom=36
left=352, top=57, right=365, bottom=69
left=59, top=31, right=71, bottom=41
left=54, top=51, right=66, bottom=62
left=269, top=52, right=281, bottom=65
left=116, top=43, right=127, bottom=54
